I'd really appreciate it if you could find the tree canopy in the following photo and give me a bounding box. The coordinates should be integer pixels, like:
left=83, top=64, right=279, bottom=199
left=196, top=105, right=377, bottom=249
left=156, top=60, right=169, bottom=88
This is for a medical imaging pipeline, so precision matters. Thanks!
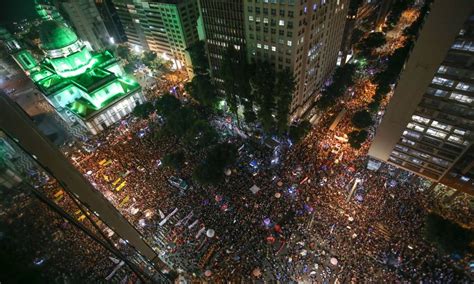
left=185, top=74, right=219, bottom=109
left=423, top=213, right=473, bottom=256
left=155, top=93, right=181, bottom=118
left=288, top=120, right=312, bottom=144
left=357, top=32, right=386, bottom=57
left=132, top=102, right=154, bottom=119
left=183, top=120, right=219, bottom=150
left=115, top=45, right=131, bottom=60
left=193, top=143, right=238, bottom=185
left=162, top=150, right=185, bottom=171
left=348, top=129, right=368, bottom=149
left=351, top=109, right=373, bottom=129
left=317, top=64, right=356, bottom=110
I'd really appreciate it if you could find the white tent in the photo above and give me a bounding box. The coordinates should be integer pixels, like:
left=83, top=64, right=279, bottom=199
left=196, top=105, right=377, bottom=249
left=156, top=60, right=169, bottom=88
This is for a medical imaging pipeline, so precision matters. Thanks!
left=250, top=185, right=261, bottom=194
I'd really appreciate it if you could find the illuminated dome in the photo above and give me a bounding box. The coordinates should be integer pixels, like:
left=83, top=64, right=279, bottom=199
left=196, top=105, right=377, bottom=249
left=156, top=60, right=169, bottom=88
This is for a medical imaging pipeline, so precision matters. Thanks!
left=39, top=21, right=78, bottom=50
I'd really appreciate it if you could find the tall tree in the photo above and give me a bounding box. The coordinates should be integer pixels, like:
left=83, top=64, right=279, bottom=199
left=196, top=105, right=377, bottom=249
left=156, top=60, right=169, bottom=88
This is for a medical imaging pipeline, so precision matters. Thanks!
left=357, top=32, right=386, bottom=57
left=275, top=71, right=295, bottom=134
left=424, top=213, right=473, bottom=255
left=162, top=150, right=185, bottom=171
left=185, top=74, right=218, bottom=109
left=115, top=45, right=130, bottom=60
left=132, top=102, right=154, bottom=119
left=193, top=143, right=238, bottom=185
left=288, top=120, right=312, bottom=143
left=155, top=93, right=181, bottom=118
left=186, top=41, right=209, bottom=74
left=222, top=46, right=242, bottom=126
left=251, top=62, right=276, bottom=132
left=348, top=130, right=368, bottom=149
left=183, top=120, right=219, bottom=150
left=164, top=106, right=198, bottom=137
left=351, top=109, right=373, bottom=129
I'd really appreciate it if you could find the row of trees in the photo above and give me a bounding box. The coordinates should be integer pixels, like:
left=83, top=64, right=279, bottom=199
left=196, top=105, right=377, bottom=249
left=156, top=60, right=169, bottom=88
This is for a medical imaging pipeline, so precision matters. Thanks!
left=115, top=45, right=169, bottom=74
left=345, top=0, right=434, bottom=149
left=316, top=63, right=357, bottom=110
left=368, top=0, right=433, bottom=115
left=186, top=44, right=307, bottom=141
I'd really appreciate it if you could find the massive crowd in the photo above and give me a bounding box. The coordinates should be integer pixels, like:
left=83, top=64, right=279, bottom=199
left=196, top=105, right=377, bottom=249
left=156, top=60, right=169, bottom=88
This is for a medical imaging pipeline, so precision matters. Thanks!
left=2, top=6, right=472, bottom=284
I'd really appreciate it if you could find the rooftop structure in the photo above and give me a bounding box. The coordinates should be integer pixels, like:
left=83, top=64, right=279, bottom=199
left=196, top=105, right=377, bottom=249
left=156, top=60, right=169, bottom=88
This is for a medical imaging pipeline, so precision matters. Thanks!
left=2, top=18, right=145, bottom=135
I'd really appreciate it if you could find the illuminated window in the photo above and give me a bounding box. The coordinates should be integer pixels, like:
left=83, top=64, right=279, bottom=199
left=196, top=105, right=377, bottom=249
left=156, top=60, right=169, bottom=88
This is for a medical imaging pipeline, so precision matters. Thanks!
left=426, top=128, right=447, bottom=139
left=412, top=115, right=430, bottom=124
left=257, top=43, right=262, bottom=48
left=455, top=82, right=474, bottom=92
left=264, top=44, right=269, bottom=50
left=447, top=135, right=464, bottom=144
left=449, top=92, right=473, bottom=104
left=407, top=123, right=425, bottom=132
left=271, top=46, right=276, bottom=52
left=403, top=130, right=421, bottom=139
left=431, top=76, right=454, bottom=87
left=287, top=40, right=292, bottom=46
left=431, top=120, right=452, bottom=131
left=249, top=16, right=254, bottom=21
left=453, top=129, right=466, bottom=136
left=279, top=20, right=285, bottom=26
left=264, top=18, right=269, bottom=24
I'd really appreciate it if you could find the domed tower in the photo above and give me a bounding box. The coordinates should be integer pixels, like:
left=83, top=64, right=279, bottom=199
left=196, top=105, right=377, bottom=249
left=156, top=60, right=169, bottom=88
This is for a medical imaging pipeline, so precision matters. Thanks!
left=38, top=20, right=95, bottom=78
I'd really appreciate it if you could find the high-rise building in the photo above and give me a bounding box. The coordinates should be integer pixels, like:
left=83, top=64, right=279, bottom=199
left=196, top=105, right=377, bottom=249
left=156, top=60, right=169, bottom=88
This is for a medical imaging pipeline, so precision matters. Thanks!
left=247, top=0, right=349, bottom=118
left=369, top=0, right=474, bottom=194
left=58, top=0, right=112, bottom=51
left=199, top=0, right=246, bottom=82
left=112, top=0, right=201, bottom=76
left=199, top=0, right=349, bottom=119
left=95, top=0, right=128, bottom=44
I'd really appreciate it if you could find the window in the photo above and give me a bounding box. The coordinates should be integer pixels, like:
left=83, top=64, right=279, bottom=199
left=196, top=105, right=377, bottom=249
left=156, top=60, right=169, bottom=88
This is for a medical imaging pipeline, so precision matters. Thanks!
left=451, top=40, right=474, bottom=52
left=256, top=17, right=261, bottom=22
left=257, top=43, right=262, bottom=48
left=431, top=76, right=454, bottom=87
left=264, top=44, right=269, bottom=50
left=287, top=40, right=292, bottom=46
left=249, top=15, right=254, bottom=21
left=447, top=135, right=464, bottom=144
left=449, top=92, right=473, bottom=104
left=431, top=120, right=452, bottom=131
left=437, top=65, right=447, bottom=74
left=288, top=11, right=294, bottom=17
left=412, top=115, right=430, bottom=124
left=264, top=18, right=269, bottom=24
left=279, top=20, right=285, bottom=26
left=455, top=82, right=474, bottom=92
left=453, top=129, right=466, bottom=136
left=407, top=123, right=425, bottom=132
left=403, top=130, right=421, bottom=139
left=271, top=46, right=276, bottom=51
left=426, top=128, right=447, bottom=139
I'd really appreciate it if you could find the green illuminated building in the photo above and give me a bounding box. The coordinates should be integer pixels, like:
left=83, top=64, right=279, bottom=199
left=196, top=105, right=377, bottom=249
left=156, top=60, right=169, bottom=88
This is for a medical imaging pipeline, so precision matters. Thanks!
left=1, top=21, right=146, bottom=135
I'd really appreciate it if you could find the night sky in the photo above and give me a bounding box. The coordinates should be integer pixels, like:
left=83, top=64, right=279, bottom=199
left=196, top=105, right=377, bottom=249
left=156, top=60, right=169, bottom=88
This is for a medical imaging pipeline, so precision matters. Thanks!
left=1, top=0, right=37, bottom=26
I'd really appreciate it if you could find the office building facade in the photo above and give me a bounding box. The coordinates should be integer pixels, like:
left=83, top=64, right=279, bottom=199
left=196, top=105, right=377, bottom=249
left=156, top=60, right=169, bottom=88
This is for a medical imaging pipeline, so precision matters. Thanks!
left=112, top=0, right=200, bottom=76
left=95, top=0, right=128, bottom=44
left=200, top=0, right=349, bottom=119
left=59, top=0, right=112, bottom=51
left=369, top=0, right=474, bottom=194
left=199, top=0, right=246, bottom=82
